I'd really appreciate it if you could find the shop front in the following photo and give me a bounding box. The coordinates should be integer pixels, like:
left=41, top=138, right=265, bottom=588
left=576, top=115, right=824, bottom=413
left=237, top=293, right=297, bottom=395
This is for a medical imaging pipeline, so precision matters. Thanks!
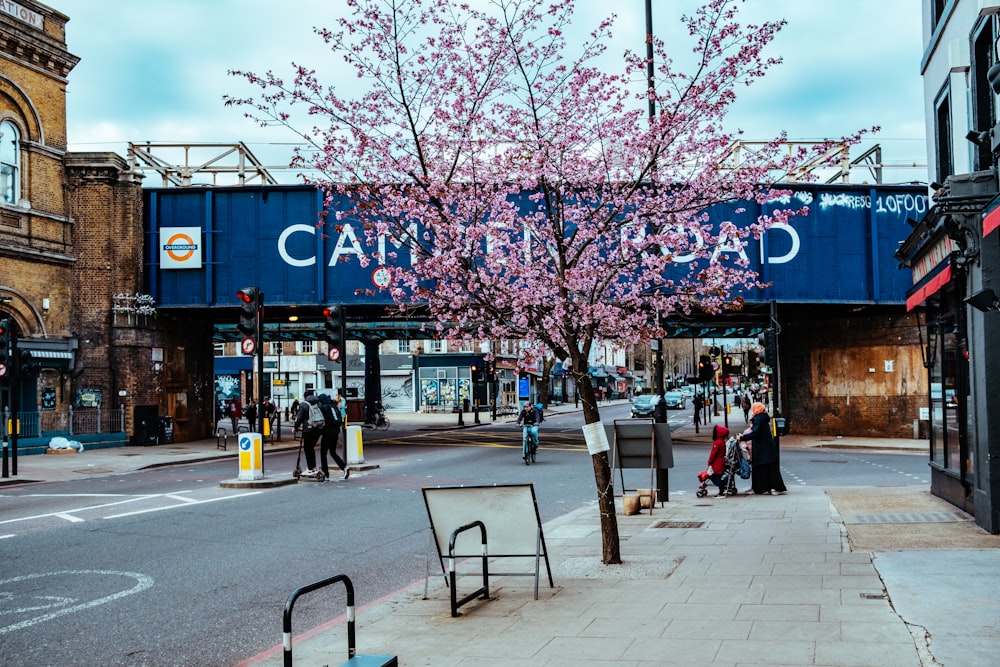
left=898, top=171, right=1000, bottom=531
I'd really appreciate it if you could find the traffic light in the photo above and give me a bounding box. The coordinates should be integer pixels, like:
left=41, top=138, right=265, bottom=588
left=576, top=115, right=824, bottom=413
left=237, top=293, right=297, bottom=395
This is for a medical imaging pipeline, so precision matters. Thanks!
left=721, top=355, right=734, bottom=376
left=236, top=287, right=261, bottom=355
left=0, top=317, right=10, bottom=365
left=471, top=364, right=482, bottom=382
left=746, top=348, right=760, bottom=377
left=759, top=330, right=778, bottom=370
left=698, top=354, right=713, bottom=383
left=323, top=305, right=343, bottom=351
left=18, top=349, right=39, bottom=377
left=487, top=365, right=498, bottom=383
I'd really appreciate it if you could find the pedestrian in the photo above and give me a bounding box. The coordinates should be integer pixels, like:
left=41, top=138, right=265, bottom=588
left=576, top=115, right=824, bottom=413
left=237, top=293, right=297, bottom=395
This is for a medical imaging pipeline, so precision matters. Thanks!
left=707, top=425, right=729, bottom=497
left=243, top=398, right=257, bottom=432
left=289, top=397, right=300, bottom=423
left=263, top=396, right=277, bottom=432
left=228, top=397, right=242, bottom=433
left=741, top=393, right=751, bottom=422
left=293, top=390, right=324, bottom=478
left=738, top=401, right=787, bottom=495
left=693, top=397, right=702, bottom=433
left=318, top=393, right=350, bottom=480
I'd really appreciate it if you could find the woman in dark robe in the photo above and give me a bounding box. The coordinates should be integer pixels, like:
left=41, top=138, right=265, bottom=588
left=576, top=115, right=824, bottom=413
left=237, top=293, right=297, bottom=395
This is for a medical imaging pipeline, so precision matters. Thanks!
left=739, top=401, right=787, bottom=495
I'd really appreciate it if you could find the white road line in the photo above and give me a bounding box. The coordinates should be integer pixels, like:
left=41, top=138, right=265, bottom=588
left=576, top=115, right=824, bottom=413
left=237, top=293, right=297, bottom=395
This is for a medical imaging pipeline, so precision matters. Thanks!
left=104, top=491, right=264, bottom=519
left=54, top=513, right=85, bottom=523
left=0, top=495, right=159, bottom=526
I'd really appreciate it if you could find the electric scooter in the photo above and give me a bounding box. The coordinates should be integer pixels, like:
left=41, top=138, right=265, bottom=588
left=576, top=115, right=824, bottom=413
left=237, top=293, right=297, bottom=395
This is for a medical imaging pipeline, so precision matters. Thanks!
left=292, top=431, right=326, bottom=482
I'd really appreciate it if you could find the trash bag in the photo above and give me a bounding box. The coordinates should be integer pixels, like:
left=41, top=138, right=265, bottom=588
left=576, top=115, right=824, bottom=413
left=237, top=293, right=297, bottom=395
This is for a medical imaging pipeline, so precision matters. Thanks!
left=48, top=436, right=84, bottom=452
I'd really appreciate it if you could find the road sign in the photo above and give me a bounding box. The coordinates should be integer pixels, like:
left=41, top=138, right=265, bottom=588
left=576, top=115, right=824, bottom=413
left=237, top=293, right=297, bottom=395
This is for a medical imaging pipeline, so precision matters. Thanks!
left=0, top=363, right=5, bottom=377
left=241, top=337, right=255, bottom=355
left=328, top=347, right=341, bottom=361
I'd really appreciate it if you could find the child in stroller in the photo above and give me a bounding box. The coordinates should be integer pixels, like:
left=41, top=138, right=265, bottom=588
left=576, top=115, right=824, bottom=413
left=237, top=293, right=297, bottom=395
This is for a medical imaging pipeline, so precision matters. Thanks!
left=696, top=425, right=730, bottom=497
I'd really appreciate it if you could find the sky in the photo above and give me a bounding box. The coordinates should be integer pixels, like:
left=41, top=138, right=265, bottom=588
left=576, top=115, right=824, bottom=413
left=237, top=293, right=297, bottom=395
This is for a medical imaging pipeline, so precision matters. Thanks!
left=56, top=0, right=927, bottom=186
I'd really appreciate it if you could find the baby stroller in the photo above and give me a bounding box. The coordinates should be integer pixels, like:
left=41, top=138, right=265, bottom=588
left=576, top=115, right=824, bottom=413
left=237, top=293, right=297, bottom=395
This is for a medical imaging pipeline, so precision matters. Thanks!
left=722, top=436, right=751, bottom=495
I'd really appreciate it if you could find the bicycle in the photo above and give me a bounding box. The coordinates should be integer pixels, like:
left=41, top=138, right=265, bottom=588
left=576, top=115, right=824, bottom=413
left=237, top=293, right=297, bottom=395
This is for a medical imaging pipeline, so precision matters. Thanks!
left=371, top=408, right=390, bottom=431
left=521, top=425, right=538, bottom=464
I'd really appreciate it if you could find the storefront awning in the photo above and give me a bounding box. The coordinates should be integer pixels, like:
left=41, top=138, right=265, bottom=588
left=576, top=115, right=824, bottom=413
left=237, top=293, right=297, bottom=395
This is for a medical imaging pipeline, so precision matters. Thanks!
left=906, top=263, right=951, bottom=311
left=984, top=193, right=1000, bottom=237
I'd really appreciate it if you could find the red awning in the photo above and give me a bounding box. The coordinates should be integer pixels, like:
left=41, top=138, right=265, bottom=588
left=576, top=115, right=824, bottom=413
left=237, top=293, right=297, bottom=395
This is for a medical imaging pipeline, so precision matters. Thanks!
left=906, top=264, right=951, bottom=311
left=983, top=193, right=1000, bottom=237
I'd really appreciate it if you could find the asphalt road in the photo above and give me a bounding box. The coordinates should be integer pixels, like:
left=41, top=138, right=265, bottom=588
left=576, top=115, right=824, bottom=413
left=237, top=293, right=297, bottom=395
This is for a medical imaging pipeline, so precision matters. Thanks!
left=0, top=407, right=928, bottom=666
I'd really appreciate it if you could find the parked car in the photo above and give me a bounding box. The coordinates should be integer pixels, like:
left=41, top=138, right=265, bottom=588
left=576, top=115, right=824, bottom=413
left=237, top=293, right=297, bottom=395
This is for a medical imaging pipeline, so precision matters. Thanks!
left=679, top=385, right=696, bottom=398
left=630, top=394, right=661, bottom=417
left=662, top=391, right=686, bottom=409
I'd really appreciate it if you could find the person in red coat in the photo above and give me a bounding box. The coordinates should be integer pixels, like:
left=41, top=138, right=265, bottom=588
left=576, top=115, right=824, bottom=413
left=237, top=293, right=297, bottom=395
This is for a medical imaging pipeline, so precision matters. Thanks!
left=708, top=424, right=729, bottom=497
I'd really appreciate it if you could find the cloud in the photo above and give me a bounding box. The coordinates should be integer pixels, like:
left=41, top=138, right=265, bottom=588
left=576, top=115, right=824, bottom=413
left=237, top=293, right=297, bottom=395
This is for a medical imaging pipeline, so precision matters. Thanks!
left=59, top=0, right=926, bottom=184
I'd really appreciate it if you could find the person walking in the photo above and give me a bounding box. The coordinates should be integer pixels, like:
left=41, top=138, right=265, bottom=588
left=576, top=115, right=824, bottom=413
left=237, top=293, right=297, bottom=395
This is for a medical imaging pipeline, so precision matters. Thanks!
left=318, top=393, right=350, bottom=480
left=228, top=397, right=242, bottom=433
left=293, top=390, right=324, bottom=478
left=738, top=401, right=787, bottom=495
left=741, top=393, right=751, bottom=422
left=243, top=398, right=258, bottom=432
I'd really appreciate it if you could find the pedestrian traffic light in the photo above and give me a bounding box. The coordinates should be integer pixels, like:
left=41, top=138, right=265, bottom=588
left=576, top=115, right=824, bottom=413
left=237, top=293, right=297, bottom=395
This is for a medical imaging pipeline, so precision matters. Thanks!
left=236, top=287, right=261, bottom=354
left=323, top=305, right=343, bottom=350
left=0, top=317, right=10, bottom=365
left=698, top=354, right=713, bottom=383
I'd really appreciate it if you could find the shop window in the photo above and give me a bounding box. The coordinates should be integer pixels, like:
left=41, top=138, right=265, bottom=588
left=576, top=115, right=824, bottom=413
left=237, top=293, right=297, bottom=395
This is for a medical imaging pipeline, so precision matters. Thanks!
left=971, top=19, right=996, bottom=171
left=0, top=120, right=20, bottom=205
left=934, top=85, right=953, bottom=183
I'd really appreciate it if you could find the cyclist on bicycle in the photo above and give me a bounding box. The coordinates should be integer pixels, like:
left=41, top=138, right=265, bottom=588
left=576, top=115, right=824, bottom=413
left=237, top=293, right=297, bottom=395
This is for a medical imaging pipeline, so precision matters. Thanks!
left=516, top=401, right=544, bottom=461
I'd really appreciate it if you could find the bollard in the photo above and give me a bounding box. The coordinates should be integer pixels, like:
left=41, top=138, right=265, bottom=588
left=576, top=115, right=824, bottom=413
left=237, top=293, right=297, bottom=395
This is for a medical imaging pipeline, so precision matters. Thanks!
left=345, top=425, right=365, bottom=465
left=237, top=432, right=263, bottom=480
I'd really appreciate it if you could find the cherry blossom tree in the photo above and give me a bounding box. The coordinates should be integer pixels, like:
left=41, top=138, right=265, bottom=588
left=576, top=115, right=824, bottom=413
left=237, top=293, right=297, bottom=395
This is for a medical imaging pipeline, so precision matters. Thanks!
left=228, top=0, right=860, bottom=564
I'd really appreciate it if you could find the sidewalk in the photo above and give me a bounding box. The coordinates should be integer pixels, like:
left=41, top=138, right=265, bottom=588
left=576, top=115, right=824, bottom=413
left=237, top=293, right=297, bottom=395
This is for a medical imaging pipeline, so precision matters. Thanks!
left=3, top=404, right=998, bottom=666
left=249, top=484, right=999, bottom=667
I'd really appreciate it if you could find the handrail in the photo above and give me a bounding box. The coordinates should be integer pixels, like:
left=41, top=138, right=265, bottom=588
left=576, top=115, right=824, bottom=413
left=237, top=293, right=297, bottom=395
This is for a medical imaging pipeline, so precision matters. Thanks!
left=447, top=520, right=490, bottom=617
left=283, top=574, right=356, bottom=666
left=282, top=573, right=397, bottom=667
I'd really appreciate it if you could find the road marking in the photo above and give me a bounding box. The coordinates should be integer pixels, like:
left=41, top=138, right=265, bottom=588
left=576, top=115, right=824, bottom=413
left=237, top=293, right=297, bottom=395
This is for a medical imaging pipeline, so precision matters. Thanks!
left=54, top=513, right=85, bottom=523
left=104, top=491, right=263, bottom=519
left=0, top=570, right=153, bottom=634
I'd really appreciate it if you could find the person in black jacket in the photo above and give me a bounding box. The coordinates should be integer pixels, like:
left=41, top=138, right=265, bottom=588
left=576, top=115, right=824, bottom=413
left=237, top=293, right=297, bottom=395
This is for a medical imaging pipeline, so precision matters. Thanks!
left=738, top=401, right=787, bottom=495
left=293, top=390, right=323, bottom=477
left=318, top=393, right=350, bottom=480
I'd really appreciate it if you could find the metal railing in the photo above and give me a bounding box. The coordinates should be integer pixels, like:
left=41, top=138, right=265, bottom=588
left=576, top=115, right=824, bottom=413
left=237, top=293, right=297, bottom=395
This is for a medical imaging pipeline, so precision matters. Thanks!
left=1, top=405, right=126, bottom=439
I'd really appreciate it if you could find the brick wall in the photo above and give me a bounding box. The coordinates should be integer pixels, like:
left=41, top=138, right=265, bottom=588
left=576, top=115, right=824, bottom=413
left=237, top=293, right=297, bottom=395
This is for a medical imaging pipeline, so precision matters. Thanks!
left=781, top=306, right=927, bottom=437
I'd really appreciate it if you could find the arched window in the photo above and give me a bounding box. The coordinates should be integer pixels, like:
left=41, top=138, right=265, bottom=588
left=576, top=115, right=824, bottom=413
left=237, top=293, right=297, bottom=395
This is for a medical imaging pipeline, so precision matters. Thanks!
left=0, top=120, right=21, bottom=205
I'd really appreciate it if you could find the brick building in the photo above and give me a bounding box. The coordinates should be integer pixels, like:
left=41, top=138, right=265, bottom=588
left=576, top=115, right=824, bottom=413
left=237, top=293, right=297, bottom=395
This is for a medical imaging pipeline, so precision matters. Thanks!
left=1, top=1, right=214, bottom=449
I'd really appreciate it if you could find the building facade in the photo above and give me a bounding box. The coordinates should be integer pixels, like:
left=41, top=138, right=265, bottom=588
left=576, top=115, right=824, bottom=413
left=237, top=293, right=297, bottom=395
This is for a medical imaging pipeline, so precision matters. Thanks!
left=1, top=1, right=215, bottom=454
left=896, top=0, right=1000, bottom=532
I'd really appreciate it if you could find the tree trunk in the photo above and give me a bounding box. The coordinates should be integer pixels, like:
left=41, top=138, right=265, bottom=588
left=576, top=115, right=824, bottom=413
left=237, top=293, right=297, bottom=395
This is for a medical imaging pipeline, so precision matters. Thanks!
left=577, top=371, right=621, bottom=564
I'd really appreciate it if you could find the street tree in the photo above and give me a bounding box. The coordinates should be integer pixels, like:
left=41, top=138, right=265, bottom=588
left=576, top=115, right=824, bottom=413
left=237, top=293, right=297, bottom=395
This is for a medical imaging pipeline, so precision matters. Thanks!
left=227, top=0, right=863, bottom=563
